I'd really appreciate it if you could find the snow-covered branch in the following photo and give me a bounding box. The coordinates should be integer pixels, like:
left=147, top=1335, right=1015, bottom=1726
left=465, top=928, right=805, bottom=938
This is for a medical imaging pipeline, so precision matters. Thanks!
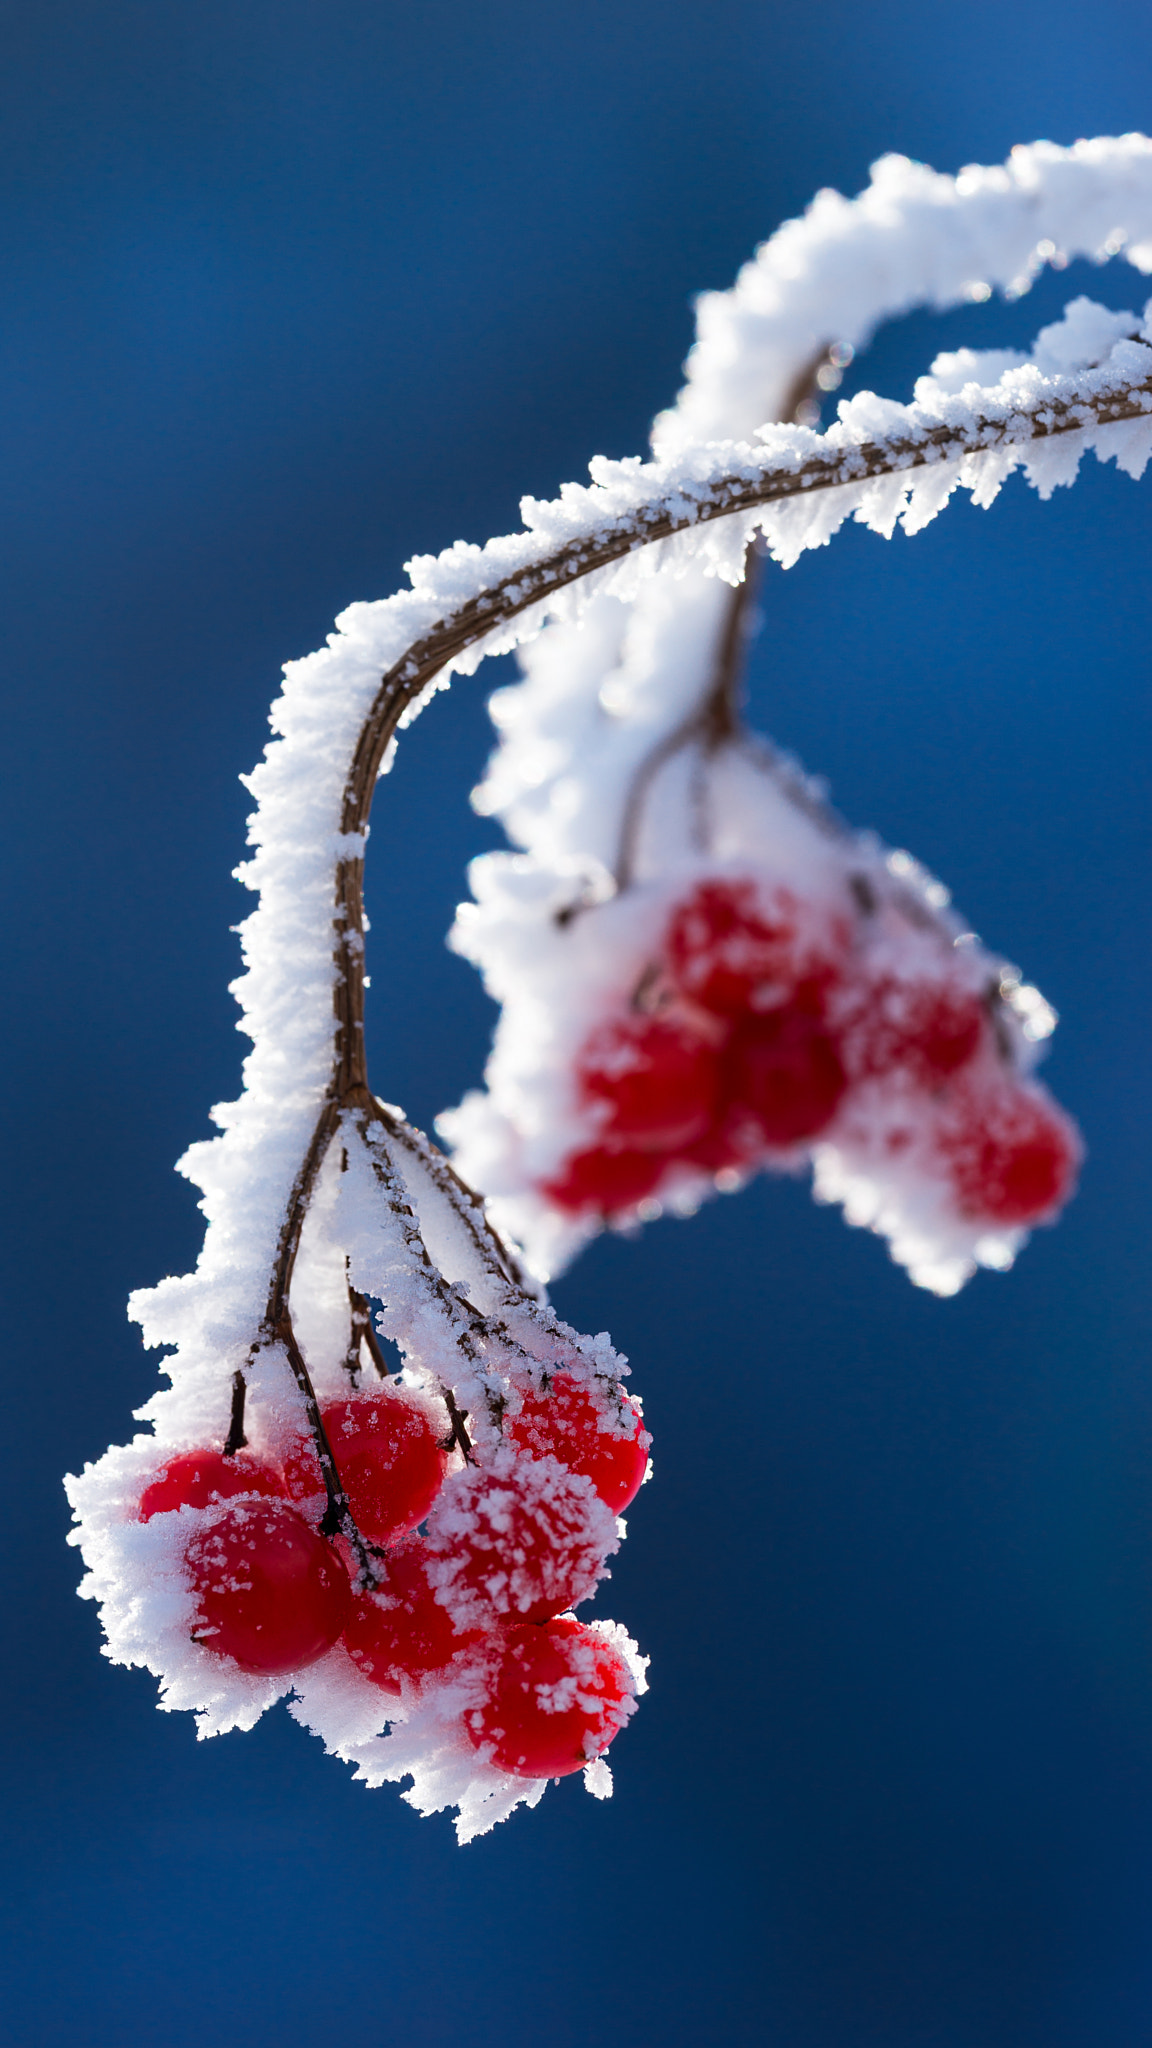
left=341, top=332, right=1152, bottom=764
left=65, top=135, right=1152, bottom=1840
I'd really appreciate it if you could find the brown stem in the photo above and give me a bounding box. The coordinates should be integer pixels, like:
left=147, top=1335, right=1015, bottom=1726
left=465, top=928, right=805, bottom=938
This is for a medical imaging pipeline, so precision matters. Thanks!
left=348, top=1103, right=513, bottom=1433
left=613, top=350, right=827, bottom=889
left=610, top=567, right=766, bottom=890
left=223, top=1369, right=248, bottom=1457
left=370, top=1101, right=532, bottom=1295
left=249, top=1096, right=382, bottom=1562
left=346, top=1269, right=392, bottom=1383
left=264, top=1099, right=342, bottom=1337
left=347, top=1101, right=604, bottom=1417
left=703, top=547, right=764, bottom=748
left=273, top=1312, right=384, bottom=1589
left=440, top=1388, right=475, bottom=1464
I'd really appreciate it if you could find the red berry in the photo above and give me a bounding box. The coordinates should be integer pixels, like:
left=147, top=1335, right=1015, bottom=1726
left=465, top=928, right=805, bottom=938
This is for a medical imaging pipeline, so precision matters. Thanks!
left=577, top=1015, right=718, bottom=1151
left=937, top=1077, right=1081, bottom=1226
left=681, top=1117, right=757, bottom=1175
left=341, top=1537, right=485, bottom=1695
left=665, top=877, right=847, bottom=1018
left=464, top=1617, right=634, bottom=1779
left=722, top=1006, right=847, bottom=1148
left=424, top=1445, right=618, bottom=1630
left=184, top=1500, right=351, bottom=1676
left=837, top=972, right=984, bottom=1085
left=542, top=1144, right=665, bottom=1217
left=504, top=1372, right=650, bottom=1514
left=138, top=1449, right=284, bottom=1522
left=282, top=1391, right=448, bottom=1546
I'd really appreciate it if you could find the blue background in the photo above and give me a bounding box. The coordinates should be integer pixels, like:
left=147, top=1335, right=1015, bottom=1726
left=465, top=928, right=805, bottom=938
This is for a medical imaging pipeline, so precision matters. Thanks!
left=4, top=4, right=1152, bottom=2043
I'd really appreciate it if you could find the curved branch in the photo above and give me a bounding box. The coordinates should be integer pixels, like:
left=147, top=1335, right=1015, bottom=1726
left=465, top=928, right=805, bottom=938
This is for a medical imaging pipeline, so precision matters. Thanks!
left=327, top=357, right=1152, bottom=1043
left=334, top=360, right=1152, bottom=1038
left=257, top=354, right=1152, bottom=1508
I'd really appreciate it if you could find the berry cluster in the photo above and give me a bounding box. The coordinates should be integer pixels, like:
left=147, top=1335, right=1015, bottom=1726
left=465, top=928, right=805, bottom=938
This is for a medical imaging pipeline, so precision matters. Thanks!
left=139, top=1371, right=649, bottom=1782
left=544, top=874, right=1080, bottom=1237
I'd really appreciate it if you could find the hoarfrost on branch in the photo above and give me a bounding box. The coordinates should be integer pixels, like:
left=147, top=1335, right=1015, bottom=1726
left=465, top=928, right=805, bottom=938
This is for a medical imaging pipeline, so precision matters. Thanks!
left=66, top=135, right=1152, bottom=1838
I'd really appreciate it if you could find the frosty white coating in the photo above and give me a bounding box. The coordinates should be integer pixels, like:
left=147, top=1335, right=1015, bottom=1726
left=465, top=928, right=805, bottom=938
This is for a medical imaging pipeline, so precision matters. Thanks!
left=65, top=137, right=1152, bottom=1837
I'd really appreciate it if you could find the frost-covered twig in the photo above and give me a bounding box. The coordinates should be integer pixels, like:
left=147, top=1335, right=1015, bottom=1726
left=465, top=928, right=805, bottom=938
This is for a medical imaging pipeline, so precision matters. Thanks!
left=66, top=135, right=1152, bottom=1837
left=325, top=342, right=1152, bottom=825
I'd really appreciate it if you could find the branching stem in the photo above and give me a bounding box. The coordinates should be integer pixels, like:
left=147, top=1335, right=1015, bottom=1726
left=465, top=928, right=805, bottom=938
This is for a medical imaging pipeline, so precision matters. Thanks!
left=252, top=352, right=1152, bottom=1542
left=614, top=349, right=823, bottom=889
left=346, top=1270, right=392, bottom=1383
left=613, top=551, right=765, bottom=889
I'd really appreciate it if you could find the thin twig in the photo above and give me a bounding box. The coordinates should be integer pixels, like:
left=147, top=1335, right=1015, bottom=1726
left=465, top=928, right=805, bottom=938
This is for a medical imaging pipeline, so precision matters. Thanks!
left=263, top=1098, right=341, bottom=1336
left=346, top=1271, right=393, bottom=1383
left=223, top=1369, right=248, bottom=1456
left=347, top=1106, right=508, bottom=1404
left=370, top=1101, right=531, bottom=1294
left=272, top=1313, right=384, bottom=1589
left=440, top=1388, right=475, bottom=1464
left=613, top=350, right=827, bottom=889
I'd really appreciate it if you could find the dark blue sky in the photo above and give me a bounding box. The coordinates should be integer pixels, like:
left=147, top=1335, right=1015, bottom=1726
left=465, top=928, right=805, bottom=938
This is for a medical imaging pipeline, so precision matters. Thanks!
left=5, top=6, right=1152, bottom=2045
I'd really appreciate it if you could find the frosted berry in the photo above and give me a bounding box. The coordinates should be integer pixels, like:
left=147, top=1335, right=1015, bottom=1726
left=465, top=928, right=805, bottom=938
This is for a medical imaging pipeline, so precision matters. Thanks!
left=505, top=1372, right=650, bottom=1513
left=937, top=1077, right=1081, bottom=1225
left=184, top=1500, right=351, bottom=1675
left=424, top=1444, right=618, bottom=1630
left=682, top=1116, right=756, bottom=1175
left=665, top=877, right=847, bottom=1017
left=283, top=1390, right=448, bottom=1545
left=577, top=1014, right=718, bottom=1151
left=542, top=1143, right=665, bottom=1217
left=837, top=972, right=984, bottom=1085
left=139, top=1449, right=284, bottom=1522
left=341, top=1537, right=485, bottom=1695
left=722, top=1005, right=847, bottom=1147
left=465, top=1617, right=634, bottom=1779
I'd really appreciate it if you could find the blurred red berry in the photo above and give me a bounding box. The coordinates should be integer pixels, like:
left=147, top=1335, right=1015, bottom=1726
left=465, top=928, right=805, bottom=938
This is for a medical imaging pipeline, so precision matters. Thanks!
left=542, top=1144, right=665, bottom=1216
left=937, top=1077, right=1081, bottom=1225
left=505, top=1371, right=649, bottom=1513
left=138, top=1449, right=284, bottom=1522
left=577, top=1013, right=719, bottom=1150
left=722, top=1006, right=847, bottom=1147
left=681, top=1115, right=758, bottom=1175
left=464, top=1617, right=634, bottom=1778
left=341, top=1537, right=485, bottom=1695
left=836, top=972, right=984, bottom=1085
left=282, top=1391, right=448, bottom=1546
left=425, top=1445, right=617, bottom=1630
left=184, top=1500, right=351, bottom=1675
left=665, top=877, right=847, bottom=1017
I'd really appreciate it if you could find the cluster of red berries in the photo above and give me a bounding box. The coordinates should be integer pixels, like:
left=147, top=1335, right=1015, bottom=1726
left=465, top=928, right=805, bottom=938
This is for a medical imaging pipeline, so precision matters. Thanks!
left=544, top=875, right=1080, bottom=1230
left=139, top=1371, right=649, bottom=1780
